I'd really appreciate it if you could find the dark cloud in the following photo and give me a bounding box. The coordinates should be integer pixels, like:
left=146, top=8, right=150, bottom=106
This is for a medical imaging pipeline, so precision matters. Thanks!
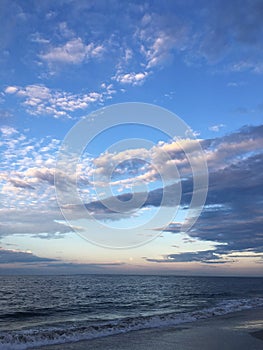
left=149, top=151, right=263, bottom=263
left=214, top=124, right=263, bottom=144
left=45, top=261, right=125, bottom=269
left=9, top=178, right=35, bottom=190
left=146, top=250, right=229, bottom=264
left=197, top=0, right=263, bottom=64
left=1, top=125, right=262, bottom=266
left=33, top=169, right=55, bottom=185
left=0, top=248, right=125, bottom=274
left=78, top=125, right=263, bottom=263
left=83, top=125, right=263, bottom=215
left=0, top=248, right=56, bottom=264
left=0, top=208, right=73, bottom=238
left=1, top=0, right=262, bottom=83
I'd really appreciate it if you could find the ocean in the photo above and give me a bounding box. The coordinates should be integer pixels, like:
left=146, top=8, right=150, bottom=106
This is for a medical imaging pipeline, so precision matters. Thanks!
left=0, top=275, right=263, bottom=349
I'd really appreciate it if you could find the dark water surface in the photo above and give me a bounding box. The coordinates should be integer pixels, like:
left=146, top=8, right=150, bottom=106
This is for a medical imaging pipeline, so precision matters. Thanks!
left=1, top=275, right=263, bottom=349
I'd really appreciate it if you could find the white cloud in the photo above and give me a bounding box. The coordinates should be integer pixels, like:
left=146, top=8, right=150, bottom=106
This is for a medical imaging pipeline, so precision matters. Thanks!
left=88, top=138, right=200, bottom=189
left=124, top=48, right=133, bottom=62
left=209, top=124, right=226, bottom=132
left=58, top=22, right=75, bottom=39
left=0, top=126, right=18, bottom=136
left=40, top=37, right=105, bottom=65
left=4, top=84, right=104, bottom=118
left=206, top=137, right=263, bottom=170
left=1, top=124, right=262, bottom=237
left=230, top=60, right=263, bottom=74
left=137, top=13, right=189, bottom=69
left=30, top=32, right=50, bottom=44
left=143, top=33, right=176, bottom=69
left=108, top=14, right=186, bottom=87
left=18, top=84, right=51, bottom=100
left=113, top=71, right=148, bottom=86
left=85, top=126, right=263, bottom=192
left=227, top=82, right=245, bottom=87
left=4, top=86, right=18, bottom=94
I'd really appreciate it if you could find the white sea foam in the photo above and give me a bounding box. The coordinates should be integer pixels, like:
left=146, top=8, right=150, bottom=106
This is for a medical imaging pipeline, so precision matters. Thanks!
left=0, top=297, right=263, bottom=350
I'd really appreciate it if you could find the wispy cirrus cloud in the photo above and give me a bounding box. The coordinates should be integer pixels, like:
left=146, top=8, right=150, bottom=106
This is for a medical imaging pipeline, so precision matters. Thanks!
left=137, top=12, right=189, bottom=69
left=2, top=0, right=263, bottom=89
left=229, top=60, right=263, bottom=74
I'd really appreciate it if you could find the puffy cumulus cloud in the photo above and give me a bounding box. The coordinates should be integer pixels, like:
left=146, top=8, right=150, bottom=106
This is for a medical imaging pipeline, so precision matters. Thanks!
left=90, top=124, right=262, bottom=190
left=40, top=37, right=105, bottom=65
left=4, top=86, right=18, bottom=94
left=2, top=124, right=262, bottom=196
left=0, top=132, right=59, bottom=173
left=0, top=129, right=92, bottom=237
left=0, top=131, right=65, bottom=210
left=88, top=137, right=201, bottom=189
left=113, top=71, right=149, bottom=86
left=74, top=125, right=262, bottom=208
left=0, top=127, right=91, bottom=210
left=92, top=147, right=150, bottom=178
left=3, top=84, right=105, bottom=118
left=3, top=82, right=119, bottom=119
left=1, top=166, right=80, bottom=210
left=0, top=247, right=56, bottom=264
left=0, top=126, right=18, bottom=136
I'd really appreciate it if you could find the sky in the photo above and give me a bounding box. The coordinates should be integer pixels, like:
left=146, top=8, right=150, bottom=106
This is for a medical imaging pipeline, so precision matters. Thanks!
left=0, top=0, right=263, bottom=276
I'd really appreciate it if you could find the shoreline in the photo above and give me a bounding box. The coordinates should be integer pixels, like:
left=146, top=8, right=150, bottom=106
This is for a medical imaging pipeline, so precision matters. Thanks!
left=34, top=307, right=263, bottom=350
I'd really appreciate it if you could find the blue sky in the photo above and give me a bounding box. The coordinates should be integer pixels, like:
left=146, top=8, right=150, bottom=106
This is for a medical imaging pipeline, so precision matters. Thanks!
left=0, top=0, right=263, bottom=276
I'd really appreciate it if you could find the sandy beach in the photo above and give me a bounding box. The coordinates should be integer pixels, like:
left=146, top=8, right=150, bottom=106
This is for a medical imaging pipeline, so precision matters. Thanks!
left=35, top=308, right=263, bottom=350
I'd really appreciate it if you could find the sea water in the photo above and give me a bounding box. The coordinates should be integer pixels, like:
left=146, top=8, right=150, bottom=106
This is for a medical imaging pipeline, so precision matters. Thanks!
left=0, top=275, right=263, bottom=349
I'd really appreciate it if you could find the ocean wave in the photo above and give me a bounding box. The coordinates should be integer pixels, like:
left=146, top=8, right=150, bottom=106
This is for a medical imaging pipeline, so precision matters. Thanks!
left=1, top=297, right=263, bottom=350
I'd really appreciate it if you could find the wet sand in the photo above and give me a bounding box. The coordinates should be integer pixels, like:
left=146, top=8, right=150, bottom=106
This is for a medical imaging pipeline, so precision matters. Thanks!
left=35, top=308, right=263, bottom=350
